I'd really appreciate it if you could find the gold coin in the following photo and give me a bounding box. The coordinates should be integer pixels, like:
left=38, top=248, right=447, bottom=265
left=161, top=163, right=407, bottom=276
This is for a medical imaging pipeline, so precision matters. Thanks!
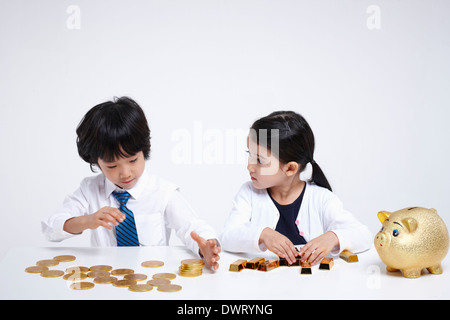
left=180, top=265, right=203, bottom=270
left=146, top=279, right=170, bottom=287
left=181, top=259, right=204, bottom=266
left=90, top=265, right=112, bottom=272
left=128, top=284, right=153, bottom=292
left=25, top=266, right=49, bottom=273
left=113, top=279, right=137, bottom=287
left=152, top=273, right=176, bottom=280
left=40, top=270, right=64, bottom=278
left=111, top=268, right=134, bottom=276
left=36, top=259, right=59, bottom=267
left=70, top=282, right=95, bottom=290
left=124, top=273, right=147, bottom=281
left=179, top=268, right=202, bottom=277
left=63, top=272, right=88, bottom=281
left=179, top=258, right=204, bottom=277
left=66, top=266, right=89, bottom=274
left=141, top=260, right=164, bottom=268
left=87, top=271, right=110, bottom=278
left=94, top=276, right=117, bottom=284
left=157, top=284, right=182, bottom=292
left=53, top=255, right=76, bottom=262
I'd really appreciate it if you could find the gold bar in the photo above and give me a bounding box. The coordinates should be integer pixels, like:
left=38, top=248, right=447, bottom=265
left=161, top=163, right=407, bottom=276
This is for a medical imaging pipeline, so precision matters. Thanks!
left=229, top=259, right=247, bottom=272
left=278, top=255, right=301, bottom=266
left=278, top=257, right=289, bottom=266
left=300, top=261, right=312, bottom=274
left=258, top=259, right=279, bottom=272
left=319, top=257, right=334, bottom=270
left=292, top=255, right=301, bottom=266
left=245, top=257, right=265, bottom=269
left=339, top=250, right=358, bottom=263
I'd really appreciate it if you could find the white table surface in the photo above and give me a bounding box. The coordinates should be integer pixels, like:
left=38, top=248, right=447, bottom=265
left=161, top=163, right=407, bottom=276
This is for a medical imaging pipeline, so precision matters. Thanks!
left=0, top=245, right=448, bottom=300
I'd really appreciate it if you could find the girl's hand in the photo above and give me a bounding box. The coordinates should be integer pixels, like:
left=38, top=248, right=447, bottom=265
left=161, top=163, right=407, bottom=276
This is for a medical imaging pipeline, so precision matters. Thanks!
left=298, top=231, right=339, bottom=265
left=259, top=227, right=298, bottom=264
left=190, top=231, right=221, bottom=271
left=86, top=206, right=125, bottom=230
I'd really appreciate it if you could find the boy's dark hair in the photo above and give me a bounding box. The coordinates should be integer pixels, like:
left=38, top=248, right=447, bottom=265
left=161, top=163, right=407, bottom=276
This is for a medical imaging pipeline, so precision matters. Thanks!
left=76, top=96, right=151, bottom=172
left=250, top=111, right=332, bottom=192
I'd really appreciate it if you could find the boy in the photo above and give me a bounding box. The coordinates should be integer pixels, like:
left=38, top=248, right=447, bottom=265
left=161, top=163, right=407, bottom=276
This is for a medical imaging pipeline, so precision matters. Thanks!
left=42, top=97, right=220, bottom=269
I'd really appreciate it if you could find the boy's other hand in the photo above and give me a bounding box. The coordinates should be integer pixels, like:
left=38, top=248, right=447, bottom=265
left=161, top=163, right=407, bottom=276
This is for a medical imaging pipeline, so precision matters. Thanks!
left=190, top=231, right=221, bottom=271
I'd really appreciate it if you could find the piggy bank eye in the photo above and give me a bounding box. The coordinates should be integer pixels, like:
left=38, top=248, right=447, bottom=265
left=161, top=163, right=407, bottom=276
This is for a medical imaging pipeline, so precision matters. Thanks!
left=392, top=229, right=399, bottom=237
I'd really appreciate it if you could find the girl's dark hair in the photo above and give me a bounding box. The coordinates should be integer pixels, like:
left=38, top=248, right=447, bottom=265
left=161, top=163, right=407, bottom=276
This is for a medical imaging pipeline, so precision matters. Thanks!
left=76, top=96, right=151, bottom=172
left=250, top=111, right=332, bottom=191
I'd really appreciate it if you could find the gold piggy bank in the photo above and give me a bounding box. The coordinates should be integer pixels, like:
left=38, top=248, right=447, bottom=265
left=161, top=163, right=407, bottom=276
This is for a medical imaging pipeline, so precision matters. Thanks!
left=375, top=207, right=449, bottom=278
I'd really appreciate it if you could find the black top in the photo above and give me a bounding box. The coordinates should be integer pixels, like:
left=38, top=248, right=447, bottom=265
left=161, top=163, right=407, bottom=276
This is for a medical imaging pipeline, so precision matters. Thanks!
left=269, top=185, right=307, bottom=245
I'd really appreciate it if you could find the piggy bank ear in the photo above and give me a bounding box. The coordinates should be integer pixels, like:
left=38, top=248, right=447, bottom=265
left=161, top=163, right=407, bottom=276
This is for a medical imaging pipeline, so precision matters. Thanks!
left=402, top=218, right=418, bottom=233
left=377, top=211, right=391, bottom=223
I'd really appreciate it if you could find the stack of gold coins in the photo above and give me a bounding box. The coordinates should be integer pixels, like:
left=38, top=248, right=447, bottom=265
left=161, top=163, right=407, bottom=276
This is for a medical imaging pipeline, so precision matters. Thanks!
left=178, top=259, right=205, bottom=277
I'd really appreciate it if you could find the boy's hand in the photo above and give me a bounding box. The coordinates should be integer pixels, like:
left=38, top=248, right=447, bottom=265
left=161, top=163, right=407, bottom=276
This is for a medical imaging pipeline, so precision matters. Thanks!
left=63, top=206, right=125, bottom=235
left=190, top=231, right=221, bottom=271
left=298, top=231, right=339, bottom=265
left=259, top=227, right=298, bottom=264
left=86, top=206, right=125, bottom=230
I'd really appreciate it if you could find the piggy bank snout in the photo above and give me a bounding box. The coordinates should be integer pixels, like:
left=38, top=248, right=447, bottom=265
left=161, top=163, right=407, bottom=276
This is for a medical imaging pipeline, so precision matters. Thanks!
left=375, top=232, right=390, bottom=248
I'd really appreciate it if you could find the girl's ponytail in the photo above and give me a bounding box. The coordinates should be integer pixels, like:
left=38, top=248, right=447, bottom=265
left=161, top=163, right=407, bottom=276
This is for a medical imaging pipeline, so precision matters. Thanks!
left=310, top=160, right=332, bottom=192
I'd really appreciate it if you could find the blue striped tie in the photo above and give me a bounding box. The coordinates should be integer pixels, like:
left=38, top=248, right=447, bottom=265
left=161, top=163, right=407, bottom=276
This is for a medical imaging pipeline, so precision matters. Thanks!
left=112, top=191, right=140, bottom=246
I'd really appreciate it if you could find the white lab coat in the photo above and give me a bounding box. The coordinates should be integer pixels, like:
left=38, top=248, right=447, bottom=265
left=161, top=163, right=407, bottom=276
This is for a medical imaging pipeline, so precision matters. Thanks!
left=220, top=181, right=372, bottom=256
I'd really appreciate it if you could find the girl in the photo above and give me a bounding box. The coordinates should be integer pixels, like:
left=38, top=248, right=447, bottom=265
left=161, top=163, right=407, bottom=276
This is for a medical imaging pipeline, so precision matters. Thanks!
left=220, top=111, right=371, bottom=265
left=42, top=97, right=221, bottom=269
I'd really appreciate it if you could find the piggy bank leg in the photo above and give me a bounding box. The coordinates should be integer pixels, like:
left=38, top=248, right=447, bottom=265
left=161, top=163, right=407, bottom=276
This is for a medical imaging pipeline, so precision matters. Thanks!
left=427, top=265, right=443, bottom=275
left=386, top=266, right=399, bottom=272
left=402, top=268, right=422, bottom=278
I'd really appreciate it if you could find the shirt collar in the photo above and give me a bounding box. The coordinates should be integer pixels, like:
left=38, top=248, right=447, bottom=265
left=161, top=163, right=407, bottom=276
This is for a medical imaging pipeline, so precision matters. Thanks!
left=103, top=169, right=149, bottom=200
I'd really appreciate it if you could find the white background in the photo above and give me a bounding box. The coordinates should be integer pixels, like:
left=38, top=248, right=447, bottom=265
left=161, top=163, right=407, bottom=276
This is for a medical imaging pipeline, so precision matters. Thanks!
left=1, top=0, right=449, bottom=259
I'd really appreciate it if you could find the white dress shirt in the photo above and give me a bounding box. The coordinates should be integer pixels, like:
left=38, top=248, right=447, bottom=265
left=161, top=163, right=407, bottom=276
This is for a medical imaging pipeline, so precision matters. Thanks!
left=220, top=181, right=372, bottom=256
left=41, top=170, right=217, bottom=256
